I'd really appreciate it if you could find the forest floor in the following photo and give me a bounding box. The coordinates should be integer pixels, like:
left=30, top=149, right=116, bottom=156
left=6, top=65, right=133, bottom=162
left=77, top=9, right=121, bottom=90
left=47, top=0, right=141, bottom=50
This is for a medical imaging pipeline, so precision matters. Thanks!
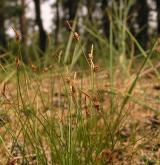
left=0, top=66, right=159, bottom=165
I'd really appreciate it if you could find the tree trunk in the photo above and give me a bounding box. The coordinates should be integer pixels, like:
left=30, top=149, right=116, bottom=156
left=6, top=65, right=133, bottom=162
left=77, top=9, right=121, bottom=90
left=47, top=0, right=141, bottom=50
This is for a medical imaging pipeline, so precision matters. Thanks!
left=0, top=2, right=6, bottom=50
left=101, top=0, right=110, bottom=38
left=20, top=0, right=28, bottom=62
left=55, top=0, right=60, bottom=44
left=136, top=0, right=149, bottom=49
left=156, top=0, right=160, bottom=34
left=33, top=0, right=47, bottom=54
left=67, top=0, right=78, bottom=20
left=20, top=0, right=27, bottom=45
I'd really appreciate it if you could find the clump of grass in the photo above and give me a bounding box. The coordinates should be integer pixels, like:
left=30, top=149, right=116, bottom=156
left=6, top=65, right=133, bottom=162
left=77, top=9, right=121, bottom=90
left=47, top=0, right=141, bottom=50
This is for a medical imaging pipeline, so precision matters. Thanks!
left=0, top=9, right=160, bottom=165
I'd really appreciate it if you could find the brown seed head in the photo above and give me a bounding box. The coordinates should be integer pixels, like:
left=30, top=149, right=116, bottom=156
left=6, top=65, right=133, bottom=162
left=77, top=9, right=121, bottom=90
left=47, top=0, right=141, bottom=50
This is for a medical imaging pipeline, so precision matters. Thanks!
left=65, top=20, right=73, bottom=32
left=65, top=20, right=80, bottom=41
left=31, top=64, right=37, bottom=72
left=93, top=65, right=99, bottom=72
left=11, top=26, right=21, bottom=42
left=92, top=96, right=100, bottom=111
left=15, top=57, right=21, bottom=69
left=73, top=32, right=80, bottom=41
left=66, top=76, right=71, bottom=84
left=43, top=67, right=49, bottom=72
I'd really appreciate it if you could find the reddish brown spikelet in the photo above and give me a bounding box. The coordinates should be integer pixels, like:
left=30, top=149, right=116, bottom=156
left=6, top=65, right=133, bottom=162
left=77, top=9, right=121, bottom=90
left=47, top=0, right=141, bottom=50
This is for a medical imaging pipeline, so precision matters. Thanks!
left=65, top=76, right=71, bottom=84
left=43, top=65, right=53, bottom=72
left=15, top=57, right=21, bottom=69
left=92, top=96, right=100, bottom=111
left=2, top=82, right=6, bottom=97
left=71, top=85, right=76, bottom=95
left=73, top=32, right=80, bottom=41
left=93, top=65, right=99, bottom=72
left=11, top=26, right=21, bottom=42
left=31, top=64, right=37, bottom=72
left=65, top=20, right=73, bottom=32
left=6, top=158, right=17, bottom=165
left=84, top=96, right=90, bottom=117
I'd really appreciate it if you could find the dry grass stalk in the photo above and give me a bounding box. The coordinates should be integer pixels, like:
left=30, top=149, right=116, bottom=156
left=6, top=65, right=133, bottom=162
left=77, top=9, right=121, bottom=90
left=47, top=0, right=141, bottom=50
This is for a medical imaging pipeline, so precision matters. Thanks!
left=88, top=44, right=94, bottom=70
left=1, top=82, right=7, bottom=97
left=84, top=96, right=90, bottom=117
left=88, top=44, right=99, bottom=72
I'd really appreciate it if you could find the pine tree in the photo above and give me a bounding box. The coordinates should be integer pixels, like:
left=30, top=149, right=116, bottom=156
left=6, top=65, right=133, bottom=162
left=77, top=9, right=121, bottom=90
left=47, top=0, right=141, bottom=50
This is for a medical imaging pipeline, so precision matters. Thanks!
left=0, top=0, right=6, bottom=50
left=33, top=0, right=47, bottom=54
left=156, top=0, right=160, bottom=34
left=101, top=0, right=110, bottom=37
left=136, top=0, right=149, bottom=48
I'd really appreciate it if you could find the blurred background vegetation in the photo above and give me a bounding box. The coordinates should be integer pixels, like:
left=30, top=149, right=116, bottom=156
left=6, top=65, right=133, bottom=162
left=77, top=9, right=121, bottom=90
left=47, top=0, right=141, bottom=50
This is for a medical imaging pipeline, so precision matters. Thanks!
left=0, top=0, right=160, bottom=65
